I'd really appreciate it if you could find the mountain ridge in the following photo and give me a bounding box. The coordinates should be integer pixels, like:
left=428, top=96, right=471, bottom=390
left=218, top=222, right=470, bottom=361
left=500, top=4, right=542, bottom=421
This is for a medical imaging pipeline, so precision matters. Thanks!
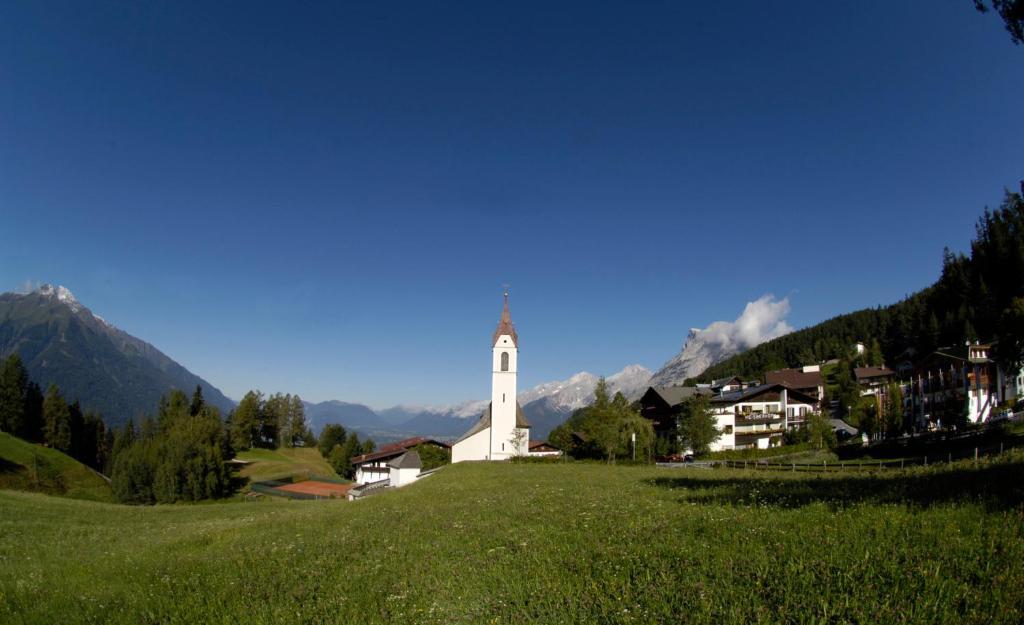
left=0, top=285, right=235, bottom=426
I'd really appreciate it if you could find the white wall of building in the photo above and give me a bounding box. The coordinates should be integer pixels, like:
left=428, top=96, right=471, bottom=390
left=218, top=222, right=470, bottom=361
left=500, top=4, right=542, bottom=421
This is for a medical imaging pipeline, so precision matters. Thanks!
left=389, top=466, right=419, bottom=488
left=452, top=428, right=490, bottom=463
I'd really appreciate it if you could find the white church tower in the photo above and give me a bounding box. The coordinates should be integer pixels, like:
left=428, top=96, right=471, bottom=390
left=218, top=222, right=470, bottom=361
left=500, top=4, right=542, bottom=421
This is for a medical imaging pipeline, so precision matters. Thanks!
left=451, top=292, right=531, bottom=462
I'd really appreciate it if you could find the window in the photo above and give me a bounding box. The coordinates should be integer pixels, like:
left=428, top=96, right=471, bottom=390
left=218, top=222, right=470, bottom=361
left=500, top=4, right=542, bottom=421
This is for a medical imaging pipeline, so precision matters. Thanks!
left=502, top=393, right=506, bottom=403
left=724, top=425, right=733, bottom=434
left=501, top=352, right=509, bottom=371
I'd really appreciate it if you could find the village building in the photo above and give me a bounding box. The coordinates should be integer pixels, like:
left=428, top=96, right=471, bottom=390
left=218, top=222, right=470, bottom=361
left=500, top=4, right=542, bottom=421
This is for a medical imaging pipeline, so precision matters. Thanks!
left=350, top=436, right=450, bottom=485
left=707, top=383, right=819, bottom=450
left=764, top=365, right=825, bottom=404
left=451, top=293, right=531, bottom=462
left=909, top=341, right=1023, bottom=427
left=639, top=386, right=714, bottom=442
left=639, top=382, right=818, bottom=451
left=854, top=366, right=896, bottom=396
left=528, top=440, right=563, bottom=457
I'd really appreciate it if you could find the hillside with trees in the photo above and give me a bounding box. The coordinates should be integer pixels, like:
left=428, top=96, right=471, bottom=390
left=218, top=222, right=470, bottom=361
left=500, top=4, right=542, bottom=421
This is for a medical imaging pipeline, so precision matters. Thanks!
left=692, top=189, right=1024, bottom=385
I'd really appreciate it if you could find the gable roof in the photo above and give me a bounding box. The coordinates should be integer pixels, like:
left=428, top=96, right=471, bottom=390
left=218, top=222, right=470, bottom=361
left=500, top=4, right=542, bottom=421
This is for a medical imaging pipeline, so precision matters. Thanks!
left=351, top=436, right=450, bottom=466
left=765, top=368, right=823, bottom=389
left=854, top=366, right=895, bottom=382
left=709, top=383, right=819, bottom=406
left=642, top=386, right=711, bottom=407
left=387, top=450, right=422, bottom=469
left=452, top=401, right=531, bottom=445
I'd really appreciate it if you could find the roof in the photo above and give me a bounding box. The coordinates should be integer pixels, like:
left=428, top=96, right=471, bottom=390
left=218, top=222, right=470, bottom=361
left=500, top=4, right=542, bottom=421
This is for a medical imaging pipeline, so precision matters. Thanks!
left=642, top=385, right=712, bottom=407
left=529, top=440, right=560, bottom=451
left=452, top=401, right=531, bottom=445
left=492, top=291, right=518, bottom=347
left=829, top=419, right=859, bottom=435
left=350, top=436, right=450, bottom=466
left=764, top=368, right=823, bottom=389
left=710, top=376, right=743, bottom=389
left=854, top=366, right=895, bottom=382
left=388, top=450, right=422, bottom=470
left=709, top=383, right=818, bottom=406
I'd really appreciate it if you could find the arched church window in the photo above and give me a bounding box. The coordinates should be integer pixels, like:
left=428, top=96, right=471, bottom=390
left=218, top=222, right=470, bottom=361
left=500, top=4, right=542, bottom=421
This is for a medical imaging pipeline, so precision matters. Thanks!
left=501, top=352, right=509, bottom=371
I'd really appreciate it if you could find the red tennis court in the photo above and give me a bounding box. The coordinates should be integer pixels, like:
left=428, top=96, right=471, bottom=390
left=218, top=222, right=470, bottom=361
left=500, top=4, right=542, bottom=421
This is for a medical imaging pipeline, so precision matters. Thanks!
left=273, top=480, right=353, bottom=498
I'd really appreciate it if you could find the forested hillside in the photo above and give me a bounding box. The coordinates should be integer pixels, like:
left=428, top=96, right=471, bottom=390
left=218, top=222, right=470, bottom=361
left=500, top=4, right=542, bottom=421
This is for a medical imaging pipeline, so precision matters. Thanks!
left=693, top=189, right=1024, bottom=383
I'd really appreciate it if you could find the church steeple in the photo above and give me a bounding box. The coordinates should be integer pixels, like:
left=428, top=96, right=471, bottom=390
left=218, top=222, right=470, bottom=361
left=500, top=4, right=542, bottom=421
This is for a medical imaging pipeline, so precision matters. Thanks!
left=492, top=290, right=518, bottom=347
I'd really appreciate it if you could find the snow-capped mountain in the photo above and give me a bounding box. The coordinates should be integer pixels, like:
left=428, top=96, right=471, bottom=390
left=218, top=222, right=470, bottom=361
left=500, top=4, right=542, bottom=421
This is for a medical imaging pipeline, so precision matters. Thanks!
left=649, top=295, right=793, bottom=387
left=375, top=364, right=653, bottom=439
left=0, top=284, right=235, bottom=424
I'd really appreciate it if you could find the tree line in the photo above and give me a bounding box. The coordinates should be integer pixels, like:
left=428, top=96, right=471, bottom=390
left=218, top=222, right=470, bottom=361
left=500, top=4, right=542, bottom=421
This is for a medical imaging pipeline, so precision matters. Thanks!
left=0, top=354, right=110, bottom=471
left=317, top=423, right=376, bottom=479
left=549, top=379, right=655, bottom=462
left=228, top=390, right=314, bottom=451
left=693, top=189, right=1024, bottom=386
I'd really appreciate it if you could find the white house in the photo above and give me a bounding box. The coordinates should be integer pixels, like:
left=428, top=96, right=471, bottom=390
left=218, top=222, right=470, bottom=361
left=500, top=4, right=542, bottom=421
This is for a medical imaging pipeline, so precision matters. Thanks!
left=351, top=436, right=450, bottom=485
left=706, top=383, right=819, bottom=451
left=452, top=292, right=531, bottom=462
left=387, top=451, right=422, bottom=488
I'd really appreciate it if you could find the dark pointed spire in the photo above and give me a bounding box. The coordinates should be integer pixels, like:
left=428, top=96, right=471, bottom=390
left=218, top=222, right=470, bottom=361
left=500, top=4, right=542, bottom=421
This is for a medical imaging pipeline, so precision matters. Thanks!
left=492, top=290, right=518, bottom=346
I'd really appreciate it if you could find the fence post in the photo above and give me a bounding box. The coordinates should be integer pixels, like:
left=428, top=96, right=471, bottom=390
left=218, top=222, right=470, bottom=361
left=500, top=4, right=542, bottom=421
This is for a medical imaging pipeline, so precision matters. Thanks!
left=948, top=453, right=951, bottom=464
left=900, top=459, right=904, bottom=469
left=975, top=447, right=978, bottom=464
left=792, top=462, right=795, bottom=472
left=924, top=455, right=927, bottom=466
left=1000, top=442, right=1004, bottom=455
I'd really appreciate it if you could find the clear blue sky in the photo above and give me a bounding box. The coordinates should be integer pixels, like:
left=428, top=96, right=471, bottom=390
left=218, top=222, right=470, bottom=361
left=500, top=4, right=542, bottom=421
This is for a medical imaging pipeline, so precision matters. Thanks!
left=1, top=2, right=1021, bottom=407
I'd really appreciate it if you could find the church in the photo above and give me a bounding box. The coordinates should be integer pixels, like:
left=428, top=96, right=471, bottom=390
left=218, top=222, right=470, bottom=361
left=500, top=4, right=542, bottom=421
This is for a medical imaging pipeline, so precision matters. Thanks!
left=451, top=293, right=531, bottom=462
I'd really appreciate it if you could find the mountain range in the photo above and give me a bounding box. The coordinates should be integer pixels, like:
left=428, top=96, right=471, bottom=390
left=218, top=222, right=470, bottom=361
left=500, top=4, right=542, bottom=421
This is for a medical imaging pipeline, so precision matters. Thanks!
left=0, top=285, right=234, bottom=426
left=0, top=284, right=769, bottom=441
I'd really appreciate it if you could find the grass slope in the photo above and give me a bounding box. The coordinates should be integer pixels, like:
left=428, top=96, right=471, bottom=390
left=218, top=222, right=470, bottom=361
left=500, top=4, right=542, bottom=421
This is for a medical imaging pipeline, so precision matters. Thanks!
left=2, top=456, right=1023, bottom=624
left=234, top=447, right=339, bottom=482
left=0, top=432, right=112, bottom=503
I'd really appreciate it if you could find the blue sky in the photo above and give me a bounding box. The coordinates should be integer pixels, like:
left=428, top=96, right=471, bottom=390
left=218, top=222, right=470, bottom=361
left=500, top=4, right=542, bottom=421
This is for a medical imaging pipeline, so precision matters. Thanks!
left=1, top=2, right=1021, bottom=407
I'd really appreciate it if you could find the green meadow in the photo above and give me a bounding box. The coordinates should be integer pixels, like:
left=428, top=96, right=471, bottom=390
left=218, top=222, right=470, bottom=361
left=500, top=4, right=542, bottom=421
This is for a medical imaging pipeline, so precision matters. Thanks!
left=2, top=454, right=1023, bottom=624
left=0, top=432, right=112, bottom=503
left=233, top=446, right=341, bottom=482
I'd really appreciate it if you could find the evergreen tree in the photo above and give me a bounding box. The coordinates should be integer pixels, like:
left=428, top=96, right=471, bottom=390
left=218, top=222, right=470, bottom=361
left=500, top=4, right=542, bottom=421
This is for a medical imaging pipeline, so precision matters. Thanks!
left=678, top=394, right=720, bottom=458
left=42, top=384, right=72, bottom=452
left=868, top=338, right=884, bottom=367
left=190, top=385, right=205, bottom=417
left=24, top=381, right=44, bottom=442
left=318, top=423, right=347, bottom=458
left=230, top=391, right=263, bottom=451
left=0, top=354, right=29, bottom=436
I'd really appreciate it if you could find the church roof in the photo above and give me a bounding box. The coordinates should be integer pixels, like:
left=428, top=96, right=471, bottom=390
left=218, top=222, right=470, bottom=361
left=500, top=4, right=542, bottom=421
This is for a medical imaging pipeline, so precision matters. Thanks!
left=453, top=401, right=530, bottom=445
left=492, top=291, right=518, bottom=347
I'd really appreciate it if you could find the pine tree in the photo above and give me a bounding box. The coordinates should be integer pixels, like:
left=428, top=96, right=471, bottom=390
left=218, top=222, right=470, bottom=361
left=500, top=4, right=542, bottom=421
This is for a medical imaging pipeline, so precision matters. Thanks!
left=230, top=391, right=263, bottom=451
left=190, top=385, right=205, bottom=417
left=24, top=381, right=44, bottom=442
left=42, top=384, right=72, bottom=452
left=678, top=394, right=720, bottom=458
left=0, top=354, right=29, bottom=435
left=318, top=423, right=347, bottom=458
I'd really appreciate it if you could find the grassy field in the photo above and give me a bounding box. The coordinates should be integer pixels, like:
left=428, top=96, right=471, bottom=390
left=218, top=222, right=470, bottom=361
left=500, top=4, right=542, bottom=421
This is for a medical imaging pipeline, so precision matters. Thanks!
left=1, top=454, right=1023, bottom=624
left=234, top=447, right=340, bottom=482
left=0, top=432, right=112, bottom=502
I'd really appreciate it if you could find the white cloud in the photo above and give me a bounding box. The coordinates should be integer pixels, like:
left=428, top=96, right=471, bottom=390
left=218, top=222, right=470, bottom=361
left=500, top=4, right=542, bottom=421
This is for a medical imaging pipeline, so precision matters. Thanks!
left=15, top=280, right=40, bottom=294
left=696, top=295, right=792, bottom=351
